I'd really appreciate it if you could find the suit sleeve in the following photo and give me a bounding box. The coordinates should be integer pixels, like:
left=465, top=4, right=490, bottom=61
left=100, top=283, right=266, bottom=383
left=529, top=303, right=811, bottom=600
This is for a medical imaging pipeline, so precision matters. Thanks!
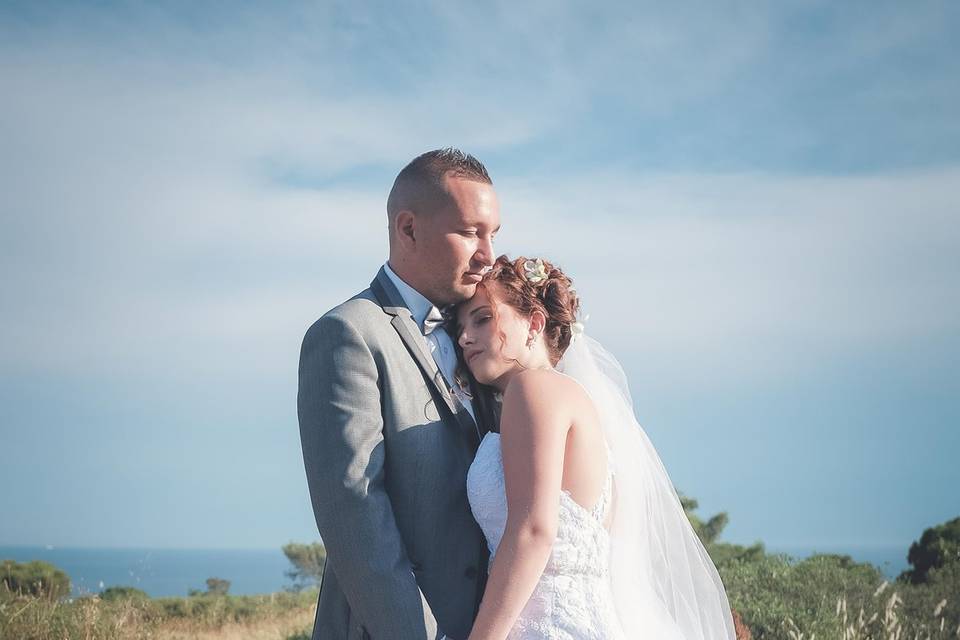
left=298, top=314, right=441, bottom=640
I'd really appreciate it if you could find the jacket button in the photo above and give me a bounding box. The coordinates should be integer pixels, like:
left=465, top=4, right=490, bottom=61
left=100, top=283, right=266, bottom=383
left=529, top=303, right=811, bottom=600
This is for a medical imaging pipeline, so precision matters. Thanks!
left=464, top=566, right=477, bottom=580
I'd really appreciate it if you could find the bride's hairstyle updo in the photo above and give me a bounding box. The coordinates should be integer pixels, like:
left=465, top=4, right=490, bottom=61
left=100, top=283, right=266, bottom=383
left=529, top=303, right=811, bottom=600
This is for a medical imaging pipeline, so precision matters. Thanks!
left=476, top=255, right=580, bottom=366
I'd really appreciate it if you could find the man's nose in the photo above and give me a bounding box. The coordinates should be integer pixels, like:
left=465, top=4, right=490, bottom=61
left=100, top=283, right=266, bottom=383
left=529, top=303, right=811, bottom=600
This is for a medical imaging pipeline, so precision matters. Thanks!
left=475, top=236, right=495, bottom=267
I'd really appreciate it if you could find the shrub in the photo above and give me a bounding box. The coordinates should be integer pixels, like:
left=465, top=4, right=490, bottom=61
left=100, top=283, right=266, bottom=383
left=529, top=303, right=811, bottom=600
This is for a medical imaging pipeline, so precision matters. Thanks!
left=719, top=552, right=886, bottom=638
left=0, top=559, right=71, bottom=599
left=720, top=550, right=960, bottom=639
left=99, top=585, right=149, bottom=601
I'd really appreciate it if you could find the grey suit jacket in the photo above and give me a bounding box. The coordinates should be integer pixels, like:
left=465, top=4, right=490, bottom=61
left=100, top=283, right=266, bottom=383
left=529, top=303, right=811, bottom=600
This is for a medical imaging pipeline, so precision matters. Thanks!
left=298, top=268, right=493, bottom=640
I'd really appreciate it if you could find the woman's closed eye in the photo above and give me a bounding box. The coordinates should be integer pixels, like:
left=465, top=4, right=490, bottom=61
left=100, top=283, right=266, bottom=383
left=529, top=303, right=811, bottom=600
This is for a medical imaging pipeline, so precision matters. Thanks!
left=458, top=315, right=491, bottom=340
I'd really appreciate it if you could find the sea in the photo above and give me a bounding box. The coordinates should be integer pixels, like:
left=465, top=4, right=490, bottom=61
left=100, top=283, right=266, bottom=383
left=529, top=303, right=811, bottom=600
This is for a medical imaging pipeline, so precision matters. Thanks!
left=0, top=546, right=296, bottom=598
left=1, top=544, right=910, bottom=598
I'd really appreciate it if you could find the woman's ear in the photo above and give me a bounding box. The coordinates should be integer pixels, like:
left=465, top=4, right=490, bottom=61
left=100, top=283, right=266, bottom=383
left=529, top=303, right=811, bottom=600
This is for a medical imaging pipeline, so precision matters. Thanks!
left=529, top=309, right=547, bottom=337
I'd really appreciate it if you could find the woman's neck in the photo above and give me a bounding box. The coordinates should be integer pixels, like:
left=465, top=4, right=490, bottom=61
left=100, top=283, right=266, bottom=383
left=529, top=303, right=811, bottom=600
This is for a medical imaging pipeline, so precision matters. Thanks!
left=492, top=348, right=553, bottom=392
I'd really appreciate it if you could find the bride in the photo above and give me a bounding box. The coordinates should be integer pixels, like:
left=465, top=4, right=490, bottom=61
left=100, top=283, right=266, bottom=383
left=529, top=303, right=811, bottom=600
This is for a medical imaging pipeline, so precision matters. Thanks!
left=454, top=255, right=737, bottom=640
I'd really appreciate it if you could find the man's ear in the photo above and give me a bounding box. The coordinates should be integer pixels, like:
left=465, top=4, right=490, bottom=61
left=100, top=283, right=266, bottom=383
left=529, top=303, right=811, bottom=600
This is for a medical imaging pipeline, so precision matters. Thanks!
left=394, top=210, right=417, bottom=249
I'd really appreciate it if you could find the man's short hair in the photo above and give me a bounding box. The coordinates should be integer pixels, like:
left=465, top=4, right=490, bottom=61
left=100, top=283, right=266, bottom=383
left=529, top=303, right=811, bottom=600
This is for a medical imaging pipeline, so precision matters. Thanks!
left=387, top=148, right=492, bottom=221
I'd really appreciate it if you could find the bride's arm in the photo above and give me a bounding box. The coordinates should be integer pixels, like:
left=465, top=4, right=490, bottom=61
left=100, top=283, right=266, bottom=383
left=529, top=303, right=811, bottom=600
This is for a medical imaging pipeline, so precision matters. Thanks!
left=467, top=369, right=569, bottom=640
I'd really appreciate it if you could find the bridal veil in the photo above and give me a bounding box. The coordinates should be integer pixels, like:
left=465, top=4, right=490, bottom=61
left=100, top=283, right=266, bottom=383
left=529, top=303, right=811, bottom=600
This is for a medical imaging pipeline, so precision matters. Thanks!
left=557, top=335, right=737, bottom=640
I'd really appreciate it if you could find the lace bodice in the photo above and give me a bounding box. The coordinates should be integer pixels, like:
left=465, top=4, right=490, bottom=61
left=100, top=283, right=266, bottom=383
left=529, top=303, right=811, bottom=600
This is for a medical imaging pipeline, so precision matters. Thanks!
left=466, top=432, right=626, bottom=639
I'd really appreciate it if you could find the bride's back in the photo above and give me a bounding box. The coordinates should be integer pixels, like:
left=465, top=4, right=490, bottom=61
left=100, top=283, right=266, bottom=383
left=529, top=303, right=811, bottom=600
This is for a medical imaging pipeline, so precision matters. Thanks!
left=505, top=368, right=610, bottom=516
left=473, top=367, right=627, bottom=639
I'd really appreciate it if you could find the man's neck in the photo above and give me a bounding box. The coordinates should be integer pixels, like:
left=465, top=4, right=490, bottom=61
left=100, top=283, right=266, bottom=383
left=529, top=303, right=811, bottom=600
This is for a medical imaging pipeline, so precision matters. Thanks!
left=386, top=259, right=438, bottom=307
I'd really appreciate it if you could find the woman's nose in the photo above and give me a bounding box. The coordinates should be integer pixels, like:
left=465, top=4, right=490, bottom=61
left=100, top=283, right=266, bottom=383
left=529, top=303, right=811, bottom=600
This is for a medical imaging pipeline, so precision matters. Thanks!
left=458, top=329, right=472, bottom=348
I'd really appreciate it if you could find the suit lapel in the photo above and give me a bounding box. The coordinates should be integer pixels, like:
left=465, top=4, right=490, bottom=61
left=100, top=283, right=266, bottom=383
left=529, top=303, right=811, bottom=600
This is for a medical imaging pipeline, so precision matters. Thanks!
left=468, top=379, right=498, bottom=439
left=371, top=269, right=481, bottom=443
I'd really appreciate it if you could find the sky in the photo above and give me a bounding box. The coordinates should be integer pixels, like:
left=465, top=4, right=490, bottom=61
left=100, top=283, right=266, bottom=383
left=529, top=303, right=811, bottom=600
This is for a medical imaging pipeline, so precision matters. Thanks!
left=1, top=1, right=958, bottom=553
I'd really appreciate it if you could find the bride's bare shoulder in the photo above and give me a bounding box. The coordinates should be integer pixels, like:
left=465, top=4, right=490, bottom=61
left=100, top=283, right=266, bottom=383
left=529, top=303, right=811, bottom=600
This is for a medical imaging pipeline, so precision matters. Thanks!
left=502, top=368, right=590, bottom=415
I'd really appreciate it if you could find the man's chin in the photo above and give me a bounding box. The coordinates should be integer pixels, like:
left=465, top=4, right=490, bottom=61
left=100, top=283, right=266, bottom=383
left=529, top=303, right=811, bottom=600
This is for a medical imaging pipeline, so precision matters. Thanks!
left=447, top=283, right=478, bottom=304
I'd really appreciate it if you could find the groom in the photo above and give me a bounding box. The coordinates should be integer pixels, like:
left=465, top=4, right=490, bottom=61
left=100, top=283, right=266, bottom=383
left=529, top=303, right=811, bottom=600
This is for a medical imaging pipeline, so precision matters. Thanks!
left=298, top=148, right=501, bottom=640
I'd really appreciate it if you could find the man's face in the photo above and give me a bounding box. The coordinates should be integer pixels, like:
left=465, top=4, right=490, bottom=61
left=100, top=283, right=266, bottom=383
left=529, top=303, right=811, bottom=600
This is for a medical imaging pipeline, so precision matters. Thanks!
left=415, top=176, right=500, bottom=306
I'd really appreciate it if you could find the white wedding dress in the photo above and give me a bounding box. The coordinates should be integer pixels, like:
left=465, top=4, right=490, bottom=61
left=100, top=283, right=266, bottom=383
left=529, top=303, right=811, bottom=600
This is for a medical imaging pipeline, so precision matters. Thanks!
left=467, top=431, right=626, bottom=639
left=464, top=335, right=737, bottom=640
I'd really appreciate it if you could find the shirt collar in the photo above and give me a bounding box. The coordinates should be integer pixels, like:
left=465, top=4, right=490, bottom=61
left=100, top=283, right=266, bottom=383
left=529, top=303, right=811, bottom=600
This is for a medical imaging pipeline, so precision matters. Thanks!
left=382, top=262, right=437, bottom=329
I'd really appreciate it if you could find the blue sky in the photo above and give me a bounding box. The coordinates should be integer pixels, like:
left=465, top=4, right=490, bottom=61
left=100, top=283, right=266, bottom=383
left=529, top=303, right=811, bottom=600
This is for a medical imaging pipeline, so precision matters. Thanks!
left=1, top=1, right=958, bottom=552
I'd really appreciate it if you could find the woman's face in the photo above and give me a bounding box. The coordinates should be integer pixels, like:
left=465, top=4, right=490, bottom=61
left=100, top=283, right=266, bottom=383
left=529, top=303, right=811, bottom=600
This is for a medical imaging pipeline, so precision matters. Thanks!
left=456, top=285, right=529, bottom=387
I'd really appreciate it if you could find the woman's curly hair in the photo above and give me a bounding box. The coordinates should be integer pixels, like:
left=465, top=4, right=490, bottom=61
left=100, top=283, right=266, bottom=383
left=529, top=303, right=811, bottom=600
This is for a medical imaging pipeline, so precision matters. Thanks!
left=473, top=255, right=581, bottom=366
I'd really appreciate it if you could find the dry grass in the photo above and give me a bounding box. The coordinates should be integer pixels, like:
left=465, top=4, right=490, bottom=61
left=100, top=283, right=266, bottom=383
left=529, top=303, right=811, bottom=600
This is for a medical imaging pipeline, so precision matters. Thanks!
left=154, top=607, right=313, bottom=640
left=783, top=581, right=957, bottom=640
left=0, top=592, right=316, bottom=640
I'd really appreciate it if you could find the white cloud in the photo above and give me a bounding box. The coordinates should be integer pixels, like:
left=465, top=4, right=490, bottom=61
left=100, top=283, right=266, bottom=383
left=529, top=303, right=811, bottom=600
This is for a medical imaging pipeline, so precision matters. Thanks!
left=5, top=145, right=958, bottom=387
left=495, top=168, right=960, bottom=382
left=1, top=1, right=957, bottom=389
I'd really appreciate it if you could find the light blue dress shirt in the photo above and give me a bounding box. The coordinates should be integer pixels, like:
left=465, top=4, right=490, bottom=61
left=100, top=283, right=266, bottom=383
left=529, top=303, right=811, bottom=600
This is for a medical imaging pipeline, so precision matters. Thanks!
left=383, top=262, right=476, bottom=421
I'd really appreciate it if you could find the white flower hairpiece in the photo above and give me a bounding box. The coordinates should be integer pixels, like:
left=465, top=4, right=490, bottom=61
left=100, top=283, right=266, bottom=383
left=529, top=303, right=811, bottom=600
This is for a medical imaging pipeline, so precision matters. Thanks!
left=523, top=258, right=548, bottom=283
left=570, top=314, right=589, bottom=341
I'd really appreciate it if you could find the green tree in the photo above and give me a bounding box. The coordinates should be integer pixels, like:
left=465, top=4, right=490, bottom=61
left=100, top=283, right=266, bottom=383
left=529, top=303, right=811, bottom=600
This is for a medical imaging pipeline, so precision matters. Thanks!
left=205, top=577, right=231, bottom=596
left=282, top=542, right=326, bottom=592
left=681, top=494, right=729, bottom=545
left=0, top=559, right=71, bottom=599
left=680, top=493, right=766, bottom=568
left=899, top=516, right=960, bottom=584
